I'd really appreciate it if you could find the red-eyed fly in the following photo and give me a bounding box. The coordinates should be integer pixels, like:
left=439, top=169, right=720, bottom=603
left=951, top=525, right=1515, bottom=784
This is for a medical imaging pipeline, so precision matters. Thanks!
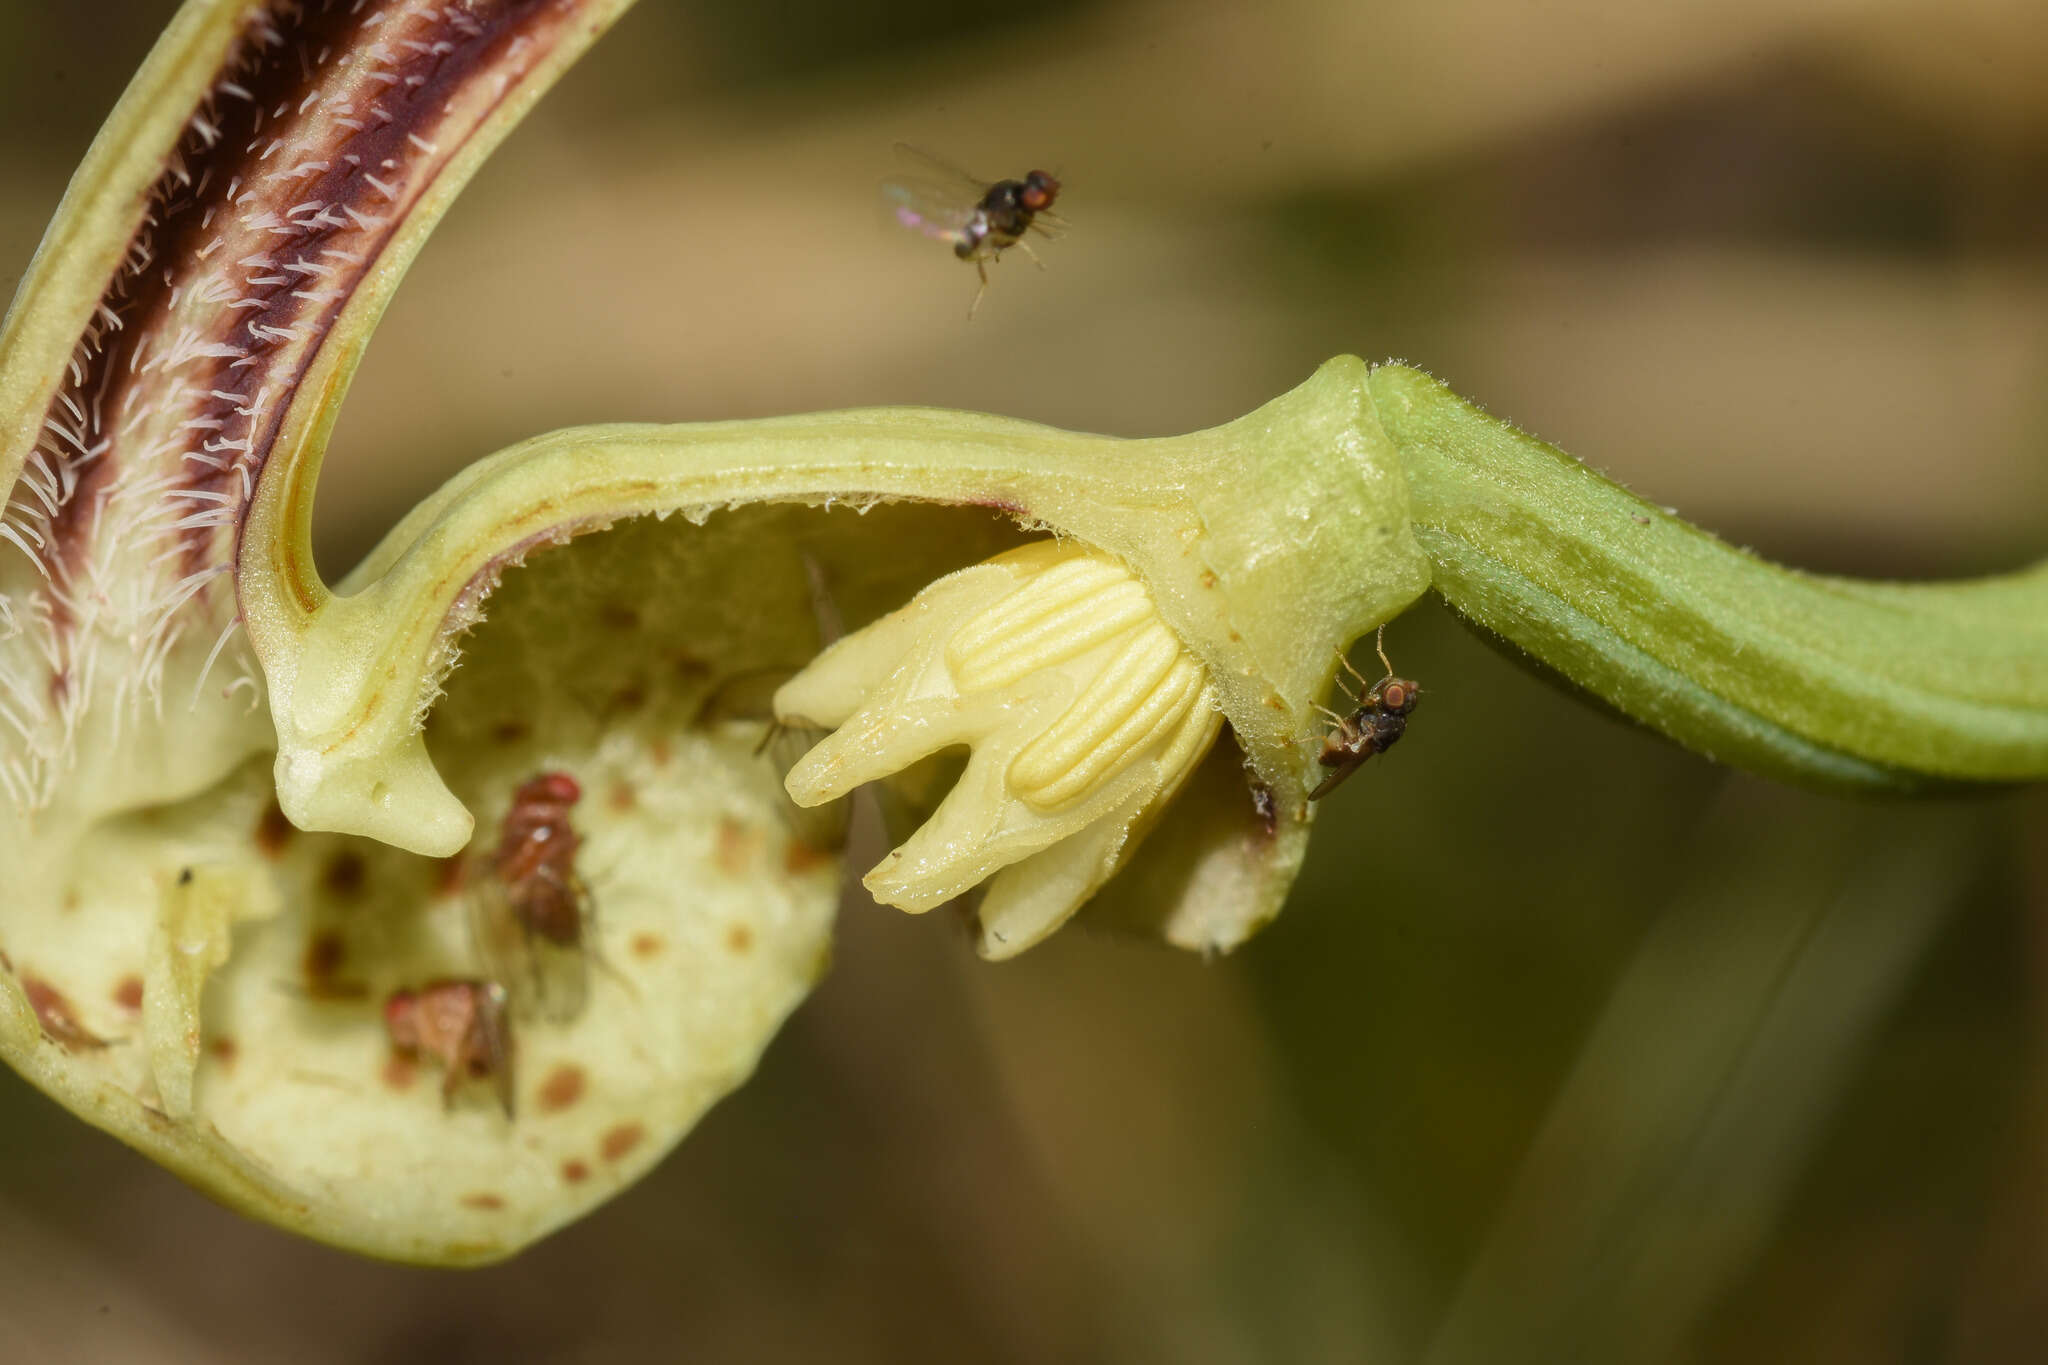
left=384, top=978, right=514, bottom=1117
left=470, top=771, right=596, bottom=1021
left=886, top=143, right=1063, bottom=318
left=1309, top=627, right=1420, bottom=801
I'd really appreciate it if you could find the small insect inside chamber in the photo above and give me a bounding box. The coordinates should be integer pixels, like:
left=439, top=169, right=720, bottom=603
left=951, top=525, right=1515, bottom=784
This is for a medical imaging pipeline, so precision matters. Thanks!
left=384, top=978, right=515, bottom=1118
left=885, top=143, right=1065, bottom=318
left=469, top=770, right=600, bottom=1023
left=1309, top=626, right=1421, bottom=801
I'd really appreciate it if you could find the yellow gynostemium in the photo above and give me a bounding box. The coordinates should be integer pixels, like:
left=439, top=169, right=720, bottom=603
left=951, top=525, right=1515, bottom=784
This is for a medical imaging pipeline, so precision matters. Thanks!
left=777, top=540, right=1225, bottom=960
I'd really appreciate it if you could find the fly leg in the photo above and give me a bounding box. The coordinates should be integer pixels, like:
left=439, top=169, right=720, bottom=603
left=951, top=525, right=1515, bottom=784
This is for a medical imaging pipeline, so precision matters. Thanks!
left=1373, top=624, right=1396, bottom=679
left=1334, top=648, right=1373, bottom=702
left=967, top=258, right=990, bottom=320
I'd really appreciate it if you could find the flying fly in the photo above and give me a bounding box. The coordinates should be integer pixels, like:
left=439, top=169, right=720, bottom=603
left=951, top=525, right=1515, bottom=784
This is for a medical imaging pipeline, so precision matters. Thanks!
left=886, top=143, right=1063, bottom=318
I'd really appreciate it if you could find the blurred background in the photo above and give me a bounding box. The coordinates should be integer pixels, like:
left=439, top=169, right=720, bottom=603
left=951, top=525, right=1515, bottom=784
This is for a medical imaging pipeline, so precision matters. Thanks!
left=5, top=0, right=2048, bottom=1360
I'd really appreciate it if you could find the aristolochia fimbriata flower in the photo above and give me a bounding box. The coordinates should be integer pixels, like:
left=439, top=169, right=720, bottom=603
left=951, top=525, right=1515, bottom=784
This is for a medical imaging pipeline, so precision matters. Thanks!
left=777, top=540, right=1223, bottom=957
left=1, top=0, right=1435, bottom=1273
left=13, top=0, right=2043, bottom=1279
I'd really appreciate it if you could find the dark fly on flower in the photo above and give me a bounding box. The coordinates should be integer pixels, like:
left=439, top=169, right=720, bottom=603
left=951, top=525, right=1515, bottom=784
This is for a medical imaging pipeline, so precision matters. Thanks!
left=1308, top=627, right=1421, bottom=801
left=885, top=143, right=1064, bottom=319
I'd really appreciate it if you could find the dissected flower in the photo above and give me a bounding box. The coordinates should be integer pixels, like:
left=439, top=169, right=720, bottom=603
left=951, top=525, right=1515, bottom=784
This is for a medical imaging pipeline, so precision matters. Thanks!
left=0, top=0, right=1432, bottom=1267
left=776, top=539, right=1224, bottom=958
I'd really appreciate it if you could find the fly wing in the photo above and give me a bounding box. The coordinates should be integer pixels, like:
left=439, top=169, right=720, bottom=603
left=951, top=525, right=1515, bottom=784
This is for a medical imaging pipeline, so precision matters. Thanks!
left=466, top=871, right=590, bottom=1024
left=892, top=142, right=988, bottom=192
left=882, top=178, right=979, bottom=245
left=1307, top=755, right=1367, bottom=801
left=883, top=143, right=987, bottom=245
left=760, top=718, right=852, bottom=854
left=699, top=669, right=854, bottom=855
left=466, top=876, right=527, bottom=1001
left=476, top=983, right=516, bottom=1119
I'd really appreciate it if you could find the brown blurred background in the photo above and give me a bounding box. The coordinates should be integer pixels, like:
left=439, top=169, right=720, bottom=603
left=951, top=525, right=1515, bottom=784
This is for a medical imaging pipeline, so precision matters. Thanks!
left=5, top=1, right=2048, bottom=1361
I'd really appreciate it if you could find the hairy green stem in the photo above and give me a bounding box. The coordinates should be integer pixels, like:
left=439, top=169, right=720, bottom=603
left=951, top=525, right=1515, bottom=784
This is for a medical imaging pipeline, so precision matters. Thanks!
left=1372, top=364, right=2048, bottom=791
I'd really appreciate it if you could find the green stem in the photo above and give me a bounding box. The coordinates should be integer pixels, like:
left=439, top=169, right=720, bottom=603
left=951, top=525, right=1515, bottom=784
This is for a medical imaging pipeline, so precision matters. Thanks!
left=1370, top=364, right=2048, bottom=791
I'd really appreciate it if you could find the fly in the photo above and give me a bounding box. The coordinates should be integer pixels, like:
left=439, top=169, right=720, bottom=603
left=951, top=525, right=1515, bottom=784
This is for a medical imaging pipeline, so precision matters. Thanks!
left=470, top=771, right=597, bottom=1022
left=383, top=978, right=515, bottom=1117
left=1309, top=627, right=1420, bottom=801
left=885, top=143, right=1063, bottom=318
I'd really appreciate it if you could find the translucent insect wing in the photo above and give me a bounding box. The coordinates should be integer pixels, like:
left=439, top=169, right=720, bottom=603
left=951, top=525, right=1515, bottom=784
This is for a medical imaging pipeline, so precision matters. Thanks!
left=891, top=142, right=989, bottom=192
left=762, top=719, right=852, bottom=853
left=882, top=179, right=979, bottom=245
left=883, top=144, right=989, bottom=245
left=466, top=874, right=589, bottom=1024
left=476, top=983, right=516, bottom=1118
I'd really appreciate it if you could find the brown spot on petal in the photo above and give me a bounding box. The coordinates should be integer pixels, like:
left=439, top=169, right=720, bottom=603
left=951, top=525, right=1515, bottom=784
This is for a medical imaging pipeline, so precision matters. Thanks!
left=207, top=1036, right=239, bottom=1066
left=23, top=976, right=104, bottom=1051
left=783, top=840, right=833, bottom=875
left=716, top=816, right=759, bottom=875
left=492, top=719, right=530, bottom=745
left=598, top=603, right=640, bottom=631
left=302, top=930, right=366, bottom=1000
left=536, top=1064, right=586, bottom=1114
left=600, top=1123, right=645, bottom=1163
left=561, top=1159, right=590, bottom=1185
left=434, top=854, right=468, bottom=898
left=255, top=801, right=294, bottom=858
left=630, top=933, right=663, bottom=959
left=726, top=924, right=754, bottom=955
left=608, top=780, right=637, bottom=813
left=1199, top=569, right=1219, bottom=589
left=322, top=851, right=366, bottom=900
left=112, top=976, right=145, bottom=1012
left=304, top=930, right=346, bottom=981
left=650, top=737, right=673, bottom=767
left=461, top=1193, right=506, bottom=1211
